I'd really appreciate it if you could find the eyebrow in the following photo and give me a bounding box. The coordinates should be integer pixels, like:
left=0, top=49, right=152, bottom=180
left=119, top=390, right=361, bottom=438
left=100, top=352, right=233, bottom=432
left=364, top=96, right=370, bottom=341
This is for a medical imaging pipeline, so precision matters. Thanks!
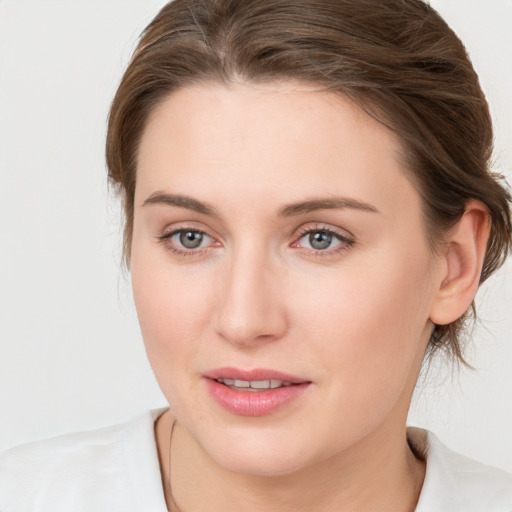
left=278, top=197, right=379, bottom=217
left=142, top=192, right=218, bottom=216
left=142, top=192, right=379, bottom=217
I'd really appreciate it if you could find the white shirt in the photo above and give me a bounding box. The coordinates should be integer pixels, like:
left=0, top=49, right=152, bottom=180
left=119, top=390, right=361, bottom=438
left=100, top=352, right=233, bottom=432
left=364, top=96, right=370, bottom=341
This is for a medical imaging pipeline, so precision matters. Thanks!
left=1, top=409, right=511, bottom=511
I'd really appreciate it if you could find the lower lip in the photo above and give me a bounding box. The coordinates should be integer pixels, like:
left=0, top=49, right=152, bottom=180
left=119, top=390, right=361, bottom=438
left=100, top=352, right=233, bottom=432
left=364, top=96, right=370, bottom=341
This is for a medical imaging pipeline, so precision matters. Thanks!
left=205, top=379, right=310, bottom=416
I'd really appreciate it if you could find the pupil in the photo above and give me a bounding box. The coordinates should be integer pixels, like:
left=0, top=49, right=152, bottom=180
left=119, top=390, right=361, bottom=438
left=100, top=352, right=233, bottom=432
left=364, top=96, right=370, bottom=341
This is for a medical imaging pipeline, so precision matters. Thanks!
left=180, top=231, right=203, bottom=249
left=310, top=231, right=332, bottom=250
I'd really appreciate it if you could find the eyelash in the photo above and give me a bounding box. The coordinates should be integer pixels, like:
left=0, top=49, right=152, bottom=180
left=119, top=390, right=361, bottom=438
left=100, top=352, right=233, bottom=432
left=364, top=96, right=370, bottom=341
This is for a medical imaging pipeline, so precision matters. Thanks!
left=292, top=225, right=355, bottom=257
left=157, top=228, right=216, bottom=258
left=157, top=224, right=355, bottom=258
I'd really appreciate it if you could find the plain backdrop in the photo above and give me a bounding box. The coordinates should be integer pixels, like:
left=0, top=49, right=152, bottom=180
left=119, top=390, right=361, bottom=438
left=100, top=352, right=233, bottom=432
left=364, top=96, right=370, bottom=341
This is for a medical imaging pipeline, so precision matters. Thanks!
left=1, top=0, right=511, bottom=472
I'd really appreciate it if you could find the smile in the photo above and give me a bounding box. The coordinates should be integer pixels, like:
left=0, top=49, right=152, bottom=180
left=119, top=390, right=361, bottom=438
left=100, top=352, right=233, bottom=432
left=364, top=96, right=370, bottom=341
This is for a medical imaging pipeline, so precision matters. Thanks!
left=215, top=378, right=294, bottom=390
left=204, top=368, right=311, bottom=416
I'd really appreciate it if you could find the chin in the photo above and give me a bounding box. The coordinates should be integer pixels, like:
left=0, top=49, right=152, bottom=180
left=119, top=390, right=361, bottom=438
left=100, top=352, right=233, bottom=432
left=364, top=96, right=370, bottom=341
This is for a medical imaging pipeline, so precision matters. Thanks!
left=194, top=421, right=319, bottom=477
left=213, top=447, right=310, bottom=477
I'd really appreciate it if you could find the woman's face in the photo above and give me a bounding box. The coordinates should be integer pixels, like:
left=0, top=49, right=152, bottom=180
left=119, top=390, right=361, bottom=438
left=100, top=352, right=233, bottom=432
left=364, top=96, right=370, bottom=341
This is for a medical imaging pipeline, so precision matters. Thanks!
left=131, top=82, right=441, bottom=475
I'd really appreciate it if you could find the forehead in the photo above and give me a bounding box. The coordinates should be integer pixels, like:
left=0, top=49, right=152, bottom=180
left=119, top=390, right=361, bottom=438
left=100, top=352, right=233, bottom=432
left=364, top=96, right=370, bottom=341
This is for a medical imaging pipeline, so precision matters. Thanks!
left=136, top=81, right=418, bottom=219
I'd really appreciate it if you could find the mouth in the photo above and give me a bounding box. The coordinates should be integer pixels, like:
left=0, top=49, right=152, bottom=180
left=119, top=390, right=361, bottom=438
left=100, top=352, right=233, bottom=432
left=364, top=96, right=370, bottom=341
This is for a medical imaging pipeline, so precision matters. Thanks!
left=203, top=368, right=311, bottom=416
left=204, top=367, right=309, bottom=388
left=214, top=378, right=296, bottom=391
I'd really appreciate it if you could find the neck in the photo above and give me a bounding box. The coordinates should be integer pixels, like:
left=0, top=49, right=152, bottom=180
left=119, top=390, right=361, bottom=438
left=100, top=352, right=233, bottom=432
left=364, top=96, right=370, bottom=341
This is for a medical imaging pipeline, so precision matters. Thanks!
left=155, top=411, right=425, bottom=512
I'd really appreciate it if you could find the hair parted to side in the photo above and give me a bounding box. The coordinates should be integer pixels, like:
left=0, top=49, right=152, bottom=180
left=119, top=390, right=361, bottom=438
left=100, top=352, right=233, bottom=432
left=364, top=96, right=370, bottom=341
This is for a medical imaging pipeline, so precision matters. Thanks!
left=106, top=0, right=512, bottom=365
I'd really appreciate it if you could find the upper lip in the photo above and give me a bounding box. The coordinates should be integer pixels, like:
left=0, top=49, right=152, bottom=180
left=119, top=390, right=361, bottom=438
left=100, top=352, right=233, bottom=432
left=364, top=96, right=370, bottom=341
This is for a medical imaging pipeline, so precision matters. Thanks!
left=203, top=367, right=310, bottom=384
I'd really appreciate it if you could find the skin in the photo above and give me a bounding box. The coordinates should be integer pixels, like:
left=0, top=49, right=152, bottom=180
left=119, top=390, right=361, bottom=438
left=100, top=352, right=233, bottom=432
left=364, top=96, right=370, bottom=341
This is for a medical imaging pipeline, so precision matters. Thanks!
left=131, top=81, right=489, bottom=511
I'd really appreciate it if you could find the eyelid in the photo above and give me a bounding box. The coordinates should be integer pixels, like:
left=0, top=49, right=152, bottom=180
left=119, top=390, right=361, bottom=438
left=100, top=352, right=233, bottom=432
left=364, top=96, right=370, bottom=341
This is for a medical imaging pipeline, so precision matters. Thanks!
left=157, top=223, right=221, bottom=257
left=162, top=226, right=210, bottom=240
left=291, top=223, right=355, bottom=255
left=159, top=220, right=218, bottom=240
left=294, top=223, right=354, bottom=241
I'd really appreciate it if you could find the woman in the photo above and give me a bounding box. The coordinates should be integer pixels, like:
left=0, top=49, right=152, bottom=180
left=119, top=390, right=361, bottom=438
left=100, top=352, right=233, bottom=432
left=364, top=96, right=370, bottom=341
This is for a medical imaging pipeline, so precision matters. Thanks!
left=1, top=0, right=511, bottom=510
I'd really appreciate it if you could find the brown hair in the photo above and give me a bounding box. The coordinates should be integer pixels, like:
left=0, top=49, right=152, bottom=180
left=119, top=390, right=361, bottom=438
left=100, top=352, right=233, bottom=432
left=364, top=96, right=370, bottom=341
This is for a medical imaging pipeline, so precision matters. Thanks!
left=106, top=0, right=511, bottom=364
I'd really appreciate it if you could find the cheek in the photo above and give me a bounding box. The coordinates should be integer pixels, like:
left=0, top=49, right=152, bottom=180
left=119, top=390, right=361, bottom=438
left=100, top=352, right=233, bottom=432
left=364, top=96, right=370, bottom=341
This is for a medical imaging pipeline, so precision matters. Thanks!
left=289, top=251, right=433, bottom=395
left=131, top=252, right=217, bottom=386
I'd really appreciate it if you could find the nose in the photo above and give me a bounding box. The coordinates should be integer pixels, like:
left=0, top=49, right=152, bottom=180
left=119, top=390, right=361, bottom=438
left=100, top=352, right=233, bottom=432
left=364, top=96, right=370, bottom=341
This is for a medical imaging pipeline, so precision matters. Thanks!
left=214, top=249, right=289, bottom=347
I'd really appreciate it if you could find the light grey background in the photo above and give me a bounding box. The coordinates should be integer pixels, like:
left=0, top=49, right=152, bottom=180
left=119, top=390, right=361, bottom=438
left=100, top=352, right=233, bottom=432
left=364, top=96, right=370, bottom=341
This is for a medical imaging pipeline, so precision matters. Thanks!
left=1, top=1, right=511, bottom=472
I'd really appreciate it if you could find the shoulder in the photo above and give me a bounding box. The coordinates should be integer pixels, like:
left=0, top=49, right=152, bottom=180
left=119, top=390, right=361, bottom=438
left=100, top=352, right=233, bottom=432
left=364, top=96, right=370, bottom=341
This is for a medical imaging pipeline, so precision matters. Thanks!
left=409, top=427, right=512, bottom=511
left=0, top=408, right=168, bottom=512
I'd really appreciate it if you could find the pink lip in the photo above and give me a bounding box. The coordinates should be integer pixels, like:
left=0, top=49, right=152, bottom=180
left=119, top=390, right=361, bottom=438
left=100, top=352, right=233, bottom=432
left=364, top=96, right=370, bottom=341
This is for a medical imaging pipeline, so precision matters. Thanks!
left=203, top=367, right=311, bottom=417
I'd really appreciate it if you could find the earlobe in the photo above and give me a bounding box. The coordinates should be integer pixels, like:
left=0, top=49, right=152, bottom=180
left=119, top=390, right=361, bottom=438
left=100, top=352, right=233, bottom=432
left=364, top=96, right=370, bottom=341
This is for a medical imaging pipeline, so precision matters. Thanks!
left=429, top=201, right=490, bottom=326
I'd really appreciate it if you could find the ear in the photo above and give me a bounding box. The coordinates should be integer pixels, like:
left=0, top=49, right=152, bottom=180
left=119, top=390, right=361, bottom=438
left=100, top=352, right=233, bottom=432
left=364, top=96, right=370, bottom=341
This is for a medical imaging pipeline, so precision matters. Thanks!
left=429, top=200, right=490, bottom=326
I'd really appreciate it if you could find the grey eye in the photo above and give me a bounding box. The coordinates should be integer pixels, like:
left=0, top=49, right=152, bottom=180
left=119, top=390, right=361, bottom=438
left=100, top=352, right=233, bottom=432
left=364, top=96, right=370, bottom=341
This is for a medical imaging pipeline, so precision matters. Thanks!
left=309, top=231, right=333, bottom=250
left=179, top=230, right=204, bottom=249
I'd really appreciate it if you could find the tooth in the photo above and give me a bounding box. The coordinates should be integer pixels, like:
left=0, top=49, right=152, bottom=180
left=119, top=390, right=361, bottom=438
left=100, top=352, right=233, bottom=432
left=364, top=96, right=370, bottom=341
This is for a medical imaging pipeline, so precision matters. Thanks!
left=221, top=378, right=295, bottom=390
left=250, top=380, right=270, bottom=389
